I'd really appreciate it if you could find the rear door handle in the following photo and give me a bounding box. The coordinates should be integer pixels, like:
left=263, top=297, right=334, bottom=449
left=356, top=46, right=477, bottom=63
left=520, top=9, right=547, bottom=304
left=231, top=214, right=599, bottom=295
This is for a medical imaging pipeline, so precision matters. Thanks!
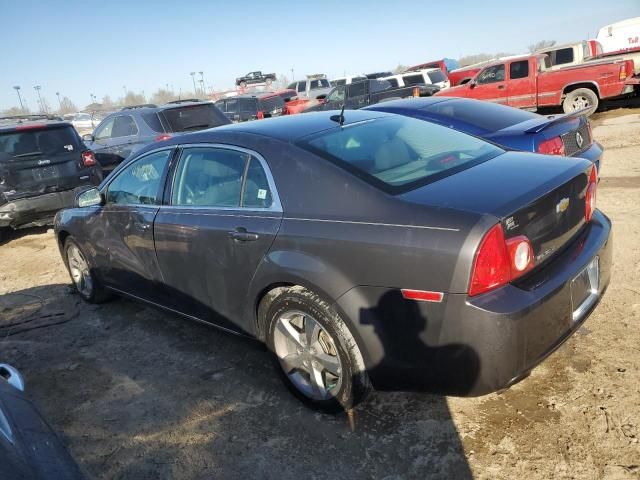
left=497, top=85, right=505, bottom=90
left=228, top=227, right=259, bottom=242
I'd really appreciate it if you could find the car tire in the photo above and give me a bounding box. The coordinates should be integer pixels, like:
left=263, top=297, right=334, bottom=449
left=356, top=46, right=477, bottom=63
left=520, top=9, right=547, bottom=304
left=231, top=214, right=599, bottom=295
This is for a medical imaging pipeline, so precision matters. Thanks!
left=240, top=81, right=247, bottom=89
left=0, top=227, right=8, bottom=244
left=264, top=286, right=371, bottom=412
left=563, top=88, right=599, bottom=116
left=266, top=78, right=273, bottom=86
left=64, top=238, right=112, bottom=303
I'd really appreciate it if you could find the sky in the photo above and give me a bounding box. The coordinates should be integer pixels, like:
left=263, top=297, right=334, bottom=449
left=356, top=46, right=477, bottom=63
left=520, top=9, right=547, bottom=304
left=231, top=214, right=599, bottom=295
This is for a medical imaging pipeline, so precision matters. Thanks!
left=1, top=0, right=638, bottom=111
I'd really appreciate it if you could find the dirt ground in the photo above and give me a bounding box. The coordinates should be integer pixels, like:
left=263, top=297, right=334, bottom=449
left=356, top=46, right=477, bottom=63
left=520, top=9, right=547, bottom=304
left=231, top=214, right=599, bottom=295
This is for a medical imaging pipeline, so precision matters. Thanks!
left=1, top=106, right=639, bottom=480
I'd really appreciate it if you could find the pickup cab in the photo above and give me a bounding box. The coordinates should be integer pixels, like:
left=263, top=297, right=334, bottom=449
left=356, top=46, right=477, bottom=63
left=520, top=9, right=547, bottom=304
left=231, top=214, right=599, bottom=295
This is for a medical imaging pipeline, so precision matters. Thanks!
left=538, top=40, right=640, bottom=76
left=304, top=79, right=439, bottom=112
left=435, top=54, right=639, bottom=115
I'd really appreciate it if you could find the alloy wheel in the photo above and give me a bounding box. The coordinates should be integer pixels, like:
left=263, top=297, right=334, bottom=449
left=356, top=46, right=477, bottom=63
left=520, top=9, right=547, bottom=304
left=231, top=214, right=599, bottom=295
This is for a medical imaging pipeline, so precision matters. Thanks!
left=273, top=310, right=343, bottom=401
left=67, top=244, right=93, bottom=298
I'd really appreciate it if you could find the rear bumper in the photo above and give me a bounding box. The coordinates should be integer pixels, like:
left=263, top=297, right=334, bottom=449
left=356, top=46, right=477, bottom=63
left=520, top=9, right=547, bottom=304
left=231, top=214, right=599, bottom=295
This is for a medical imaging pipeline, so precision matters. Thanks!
left=0, top=186, right=91, bottom=229
left=336, top=210, right=612, bottom=395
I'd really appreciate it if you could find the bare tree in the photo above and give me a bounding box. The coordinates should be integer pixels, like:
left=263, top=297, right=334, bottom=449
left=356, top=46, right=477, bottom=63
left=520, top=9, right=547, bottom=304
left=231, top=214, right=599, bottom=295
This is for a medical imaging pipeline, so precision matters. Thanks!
left=150, top=89, right=178, bottom=105
left=458, top=52, right=515, bottom=68
left=2, top=106, right=30, bottom=116
left=58, top=96, right=78, bottom=114
left=393, top=64, right=408, bottom=74
left=102, top=95, right=115, bottom=109
left=121, top=91, right=146, bottom=106
left=528, top=40, right=556, bottom=53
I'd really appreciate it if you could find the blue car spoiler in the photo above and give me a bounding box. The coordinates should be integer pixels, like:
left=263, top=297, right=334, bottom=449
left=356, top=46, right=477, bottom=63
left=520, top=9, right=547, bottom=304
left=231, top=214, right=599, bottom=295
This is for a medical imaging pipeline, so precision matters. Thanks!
left=524, top=107, right=591, bottom=134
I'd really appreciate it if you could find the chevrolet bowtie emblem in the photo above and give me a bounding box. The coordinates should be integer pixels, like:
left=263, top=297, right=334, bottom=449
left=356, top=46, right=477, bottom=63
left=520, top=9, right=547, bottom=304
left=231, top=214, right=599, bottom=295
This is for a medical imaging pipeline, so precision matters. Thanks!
left=556, top=197, right=570, bottom=214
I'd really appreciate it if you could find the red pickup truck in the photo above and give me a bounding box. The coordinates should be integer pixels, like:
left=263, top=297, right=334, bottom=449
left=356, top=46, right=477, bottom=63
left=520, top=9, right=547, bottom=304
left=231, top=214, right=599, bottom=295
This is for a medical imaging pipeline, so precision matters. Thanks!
left=435, top=54, right=639, bottom=115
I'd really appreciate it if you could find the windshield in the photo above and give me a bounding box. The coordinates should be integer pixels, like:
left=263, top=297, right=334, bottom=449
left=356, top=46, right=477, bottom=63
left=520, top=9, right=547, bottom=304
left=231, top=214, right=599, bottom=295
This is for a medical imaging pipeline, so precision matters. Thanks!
left=298, top=116, right=503, bottom=193
left=161, top=103, right=229, bottom=132
left=0, top=126, right=80, bottom=159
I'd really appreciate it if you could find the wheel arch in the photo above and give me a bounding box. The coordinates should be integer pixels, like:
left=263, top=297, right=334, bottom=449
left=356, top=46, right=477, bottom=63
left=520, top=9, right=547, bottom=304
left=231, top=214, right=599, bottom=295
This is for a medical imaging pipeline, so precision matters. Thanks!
left=562, top=82, right=600, bottom=98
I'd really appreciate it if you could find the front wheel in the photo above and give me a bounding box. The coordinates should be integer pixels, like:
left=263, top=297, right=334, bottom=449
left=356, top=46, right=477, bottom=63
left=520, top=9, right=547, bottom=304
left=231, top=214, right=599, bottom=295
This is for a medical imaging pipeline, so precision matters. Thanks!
left=265, top=286, right=371, bottom=412
left=563, top=88, right=599, bottom=116
left=64, top=238, right=112, bottom=303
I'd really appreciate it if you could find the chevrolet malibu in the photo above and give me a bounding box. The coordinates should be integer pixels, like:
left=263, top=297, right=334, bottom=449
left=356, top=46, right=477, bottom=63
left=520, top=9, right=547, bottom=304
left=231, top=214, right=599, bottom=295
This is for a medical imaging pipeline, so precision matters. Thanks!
left=54, top=110, right=611, bottom=411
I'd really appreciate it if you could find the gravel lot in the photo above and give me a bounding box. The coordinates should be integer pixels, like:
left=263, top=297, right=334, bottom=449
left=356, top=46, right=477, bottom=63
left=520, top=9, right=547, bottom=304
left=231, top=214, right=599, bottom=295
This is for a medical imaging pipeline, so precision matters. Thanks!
left=1, top=107, right=639, bottom=480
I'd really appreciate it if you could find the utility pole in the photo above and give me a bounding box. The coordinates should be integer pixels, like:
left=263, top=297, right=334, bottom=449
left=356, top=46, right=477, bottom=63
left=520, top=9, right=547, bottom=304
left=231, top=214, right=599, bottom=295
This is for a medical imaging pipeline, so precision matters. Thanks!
left=56, top=91, right=62, bottom=111
left=33, top=85, right=46, bottom=114
left=13, top=86, right=24, bottom=111
left=190, top=72, right=197, bottom=95
left=199, top=71, right=205, bottom=96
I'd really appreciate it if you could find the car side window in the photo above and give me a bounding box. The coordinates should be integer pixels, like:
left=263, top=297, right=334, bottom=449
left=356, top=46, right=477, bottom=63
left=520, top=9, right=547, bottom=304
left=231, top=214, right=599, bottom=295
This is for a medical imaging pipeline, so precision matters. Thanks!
left=171, top=147, right=247, bottom=207
left=242, top=158, right=272, bottom=208
left=477, top=64, right=505, bottom=84
left=347, top=81, right=366, bottom=97
left=510, top=60, right=529, bottom=80
left=94, top=118, right=115, bottom=140
left=554, top=48, right=574, bottom=65
left=111, top=115, right=138, bottom=138
left=297, top=82, right=306, bottom=93
left=326, top=86, right=346, bottom=103
left=106, top=150, right=172, bottom=205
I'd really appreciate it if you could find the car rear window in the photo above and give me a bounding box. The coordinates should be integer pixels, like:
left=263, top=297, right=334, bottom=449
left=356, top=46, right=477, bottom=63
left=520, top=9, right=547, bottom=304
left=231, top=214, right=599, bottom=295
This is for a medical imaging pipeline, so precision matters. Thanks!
left=386, top=78, right=400, bottom=88
left=298, top=116, right=503, bottom=193
left=427, top=70, right=447, bottom=84
left=0, top=125, right=80, bottom=159
left=423, top=99, right=539, bottom=133
left=161, top=103, right=229, bottom=132
left=141, top=112, right=164, bottom=132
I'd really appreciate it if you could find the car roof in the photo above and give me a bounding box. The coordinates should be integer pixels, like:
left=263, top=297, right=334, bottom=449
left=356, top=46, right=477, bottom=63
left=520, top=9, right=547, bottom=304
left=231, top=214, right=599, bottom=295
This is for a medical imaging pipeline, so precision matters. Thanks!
left=232, top=92, right=281, bottom=99
left=168, top=110, right=391, bottom=143
left=363, top=97, right=454, bottom=111
left=0, top=115, right=71, bottom=132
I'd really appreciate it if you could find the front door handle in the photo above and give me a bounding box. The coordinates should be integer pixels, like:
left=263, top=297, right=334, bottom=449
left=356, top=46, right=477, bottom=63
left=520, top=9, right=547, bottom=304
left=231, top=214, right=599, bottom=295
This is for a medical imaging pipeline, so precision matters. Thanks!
left=497, top=85, right=505, bottom=90
left=228, top=227, right=259, bottom=242
left=135, top=222, right=151, bottom=231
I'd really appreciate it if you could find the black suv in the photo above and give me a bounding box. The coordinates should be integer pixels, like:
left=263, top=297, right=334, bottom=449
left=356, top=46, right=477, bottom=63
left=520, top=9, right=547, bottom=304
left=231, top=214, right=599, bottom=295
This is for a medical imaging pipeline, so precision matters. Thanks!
left=214, top=93, right=286, bottom=122
left=0, top=115, right=103, bottom=241
left=83, top=100, right=230, bottom=170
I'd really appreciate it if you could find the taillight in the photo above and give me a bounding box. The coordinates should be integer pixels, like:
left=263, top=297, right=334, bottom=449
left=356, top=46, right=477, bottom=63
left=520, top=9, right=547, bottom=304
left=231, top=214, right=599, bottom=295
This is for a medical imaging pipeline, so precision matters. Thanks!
left=469, top=224, right=535, bottom=297
left=81, top=150, right=96, bottom=167
left=619, top=63, right=628, bottom=80
left=537, top=136, right=565, bottom=156
left=257, top=111, right=265, bottom=120
left=155, top=134, right=171, bottom=142
left=585, top=166, right=597, bottom=222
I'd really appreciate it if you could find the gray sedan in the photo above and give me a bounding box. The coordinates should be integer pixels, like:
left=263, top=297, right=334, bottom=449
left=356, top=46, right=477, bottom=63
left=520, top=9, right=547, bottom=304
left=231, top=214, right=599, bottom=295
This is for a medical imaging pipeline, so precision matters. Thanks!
left=54, top=110, right=611, bottom=411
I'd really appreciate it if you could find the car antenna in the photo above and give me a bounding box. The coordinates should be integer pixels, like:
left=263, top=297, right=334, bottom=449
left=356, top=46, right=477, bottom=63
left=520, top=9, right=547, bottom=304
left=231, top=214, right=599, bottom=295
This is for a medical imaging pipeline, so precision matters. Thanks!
left=330, top=103, right=346, bottom=126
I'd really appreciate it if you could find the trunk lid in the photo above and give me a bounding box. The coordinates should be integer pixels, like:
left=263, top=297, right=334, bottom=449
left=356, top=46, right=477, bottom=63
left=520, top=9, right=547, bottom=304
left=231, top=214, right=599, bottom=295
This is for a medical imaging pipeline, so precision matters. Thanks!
left=0, top=125, right=85, bottom=199
left=400, top=151, right=592, bottom=267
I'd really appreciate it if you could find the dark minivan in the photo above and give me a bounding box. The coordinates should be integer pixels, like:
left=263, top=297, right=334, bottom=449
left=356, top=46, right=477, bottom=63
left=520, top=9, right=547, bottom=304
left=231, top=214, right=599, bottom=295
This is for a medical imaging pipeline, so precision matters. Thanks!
left=84, top=100, right=229, bottom=171
left=215, top=93, right=286, bottom=122
left=0, top=115, right=102, bottom=242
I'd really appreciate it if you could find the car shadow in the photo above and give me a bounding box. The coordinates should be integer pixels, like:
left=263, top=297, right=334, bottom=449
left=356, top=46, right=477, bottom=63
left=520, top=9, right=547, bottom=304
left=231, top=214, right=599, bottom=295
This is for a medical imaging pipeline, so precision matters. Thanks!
left=0, top=284, right=474, bottom=479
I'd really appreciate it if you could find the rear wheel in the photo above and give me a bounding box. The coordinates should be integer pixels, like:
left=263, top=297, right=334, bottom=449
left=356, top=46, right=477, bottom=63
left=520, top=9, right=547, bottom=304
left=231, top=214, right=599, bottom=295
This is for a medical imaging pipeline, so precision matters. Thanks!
left=0, top=227, right=9, bottom=244
left=240, top=81, right=247, bottom=89
left=264, top=286, right=371, bottom=412
left=563, top=88, right=599, bottom=116
left=64, top=238, right=112, bottom=303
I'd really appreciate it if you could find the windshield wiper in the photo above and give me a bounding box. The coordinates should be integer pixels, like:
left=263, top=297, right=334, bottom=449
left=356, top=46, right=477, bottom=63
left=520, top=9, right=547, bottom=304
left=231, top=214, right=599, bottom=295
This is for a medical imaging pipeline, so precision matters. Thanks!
left=13, top=151, right=43, bottom=158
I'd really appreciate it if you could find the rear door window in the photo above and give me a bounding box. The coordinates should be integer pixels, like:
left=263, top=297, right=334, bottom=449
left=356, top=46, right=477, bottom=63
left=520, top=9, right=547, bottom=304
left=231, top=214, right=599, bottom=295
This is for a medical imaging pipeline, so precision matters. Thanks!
left=111, top=115, right=138, bottom=138
left=310, top=79, right=330, bottom=89
left=386, top=78, right=399, bottom=88
left=94, top=118, right=115, bottom=140
left=427, top=70, right=448, bottom=84
left=554, top=48, right=574, bottom=65
left=297, top=82, right=306, bottom=93
left=509, top=60, right=529, bottom=79
left=171, top=147, right=248, bottom=207
left=161, top=103, right=230, bottom=132
left=242, top=158, right=272, bottom=208
left=258, top=96, right=285, bottom=114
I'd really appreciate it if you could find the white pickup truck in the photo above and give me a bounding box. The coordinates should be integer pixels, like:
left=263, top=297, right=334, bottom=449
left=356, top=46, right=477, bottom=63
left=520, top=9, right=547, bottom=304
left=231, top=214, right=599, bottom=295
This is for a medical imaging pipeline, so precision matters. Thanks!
left=537, top=40, right=640, bottom=75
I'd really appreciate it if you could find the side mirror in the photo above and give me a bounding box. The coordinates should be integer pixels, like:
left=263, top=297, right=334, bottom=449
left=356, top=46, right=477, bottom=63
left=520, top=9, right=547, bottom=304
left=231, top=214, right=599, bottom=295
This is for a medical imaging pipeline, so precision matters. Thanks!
left=469, top=80, right=477, bottom=89
left=82, top=133, right=94, bottom=142
left=0, top=364, right=25, bottom=391
left=76, top=187, right=104, bottom=208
